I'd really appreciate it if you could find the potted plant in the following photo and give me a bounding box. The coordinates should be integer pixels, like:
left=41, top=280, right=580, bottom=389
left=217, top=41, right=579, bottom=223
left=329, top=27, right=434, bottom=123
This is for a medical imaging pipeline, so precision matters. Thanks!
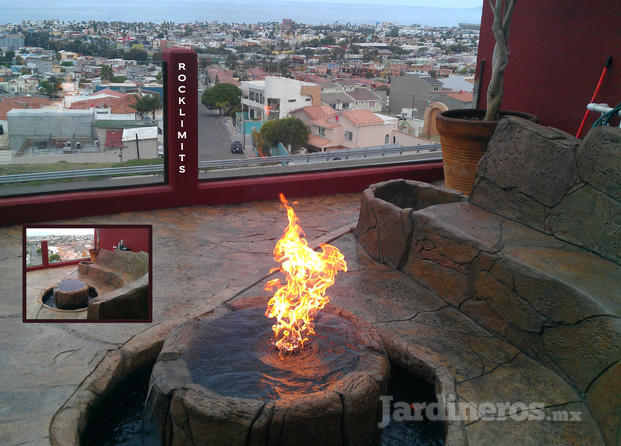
left=436, top=0, right=538, bottom=194
left=89, top=228, right=101, bottom=262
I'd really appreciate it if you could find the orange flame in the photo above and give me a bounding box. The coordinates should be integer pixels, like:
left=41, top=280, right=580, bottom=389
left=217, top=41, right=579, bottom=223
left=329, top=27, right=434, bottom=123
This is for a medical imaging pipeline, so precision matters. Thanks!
left=265, top=194, right=347, bottom=354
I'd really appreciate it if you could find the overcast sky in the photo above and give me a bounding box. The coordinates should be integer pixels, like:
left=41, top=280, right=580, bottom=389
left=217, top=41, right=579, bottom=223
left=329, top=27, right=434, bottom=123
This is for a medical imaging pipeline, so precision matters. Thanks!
left=26, top=228, right=94, bottom=237
left=308, top=0, right=481, bottom=6
left=4, top=0, right=483, bottom=27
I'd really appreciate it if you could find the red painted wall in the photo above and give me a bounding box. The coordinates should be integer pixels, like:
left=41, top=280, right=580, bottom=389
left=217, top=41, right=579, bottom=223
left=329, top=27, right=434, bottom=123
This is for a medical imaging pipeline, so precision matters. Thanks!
left=476, top=1, right=621, bottom=136
left=98, top=227, right=150, bottom=253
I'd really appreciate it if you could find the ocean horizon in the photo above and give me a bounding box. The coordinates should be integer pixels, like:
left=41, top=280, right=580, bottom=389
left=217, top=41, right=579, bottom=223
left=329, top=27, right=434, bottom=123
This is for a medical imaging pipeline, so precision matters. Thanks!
left=3, top=1, right=482, bottom=28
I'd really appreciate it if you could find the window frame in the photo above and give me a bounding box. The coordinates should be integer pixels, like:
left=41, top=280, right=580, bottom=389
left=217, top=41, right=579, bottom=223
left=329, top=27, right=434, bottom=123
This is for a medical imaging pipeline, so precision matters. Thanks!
left=0, top=49, right=444, bottom=227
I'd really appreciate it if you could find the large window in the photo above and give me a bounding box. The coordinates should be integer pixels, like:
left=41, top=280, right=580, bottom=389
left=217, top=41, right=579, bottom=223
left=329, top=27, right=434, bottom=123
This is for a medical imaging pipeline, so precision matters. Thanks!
left=1, top=60, right=165, bottom=198
left=0, top=42, right=446, bottom=225
left=26, top=227, right=94, bottom=266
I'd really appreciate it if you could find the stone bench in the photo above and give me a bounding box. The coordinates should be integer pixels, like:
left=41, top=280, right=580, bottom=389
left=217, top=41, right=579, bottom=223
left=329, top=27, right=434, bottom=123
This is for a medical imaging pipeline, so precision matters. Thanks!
left=355, top=120, right=621, bottom=445
left=79, top=249, right=150, bottom=320
left=77, top=261, right=124, bottom=288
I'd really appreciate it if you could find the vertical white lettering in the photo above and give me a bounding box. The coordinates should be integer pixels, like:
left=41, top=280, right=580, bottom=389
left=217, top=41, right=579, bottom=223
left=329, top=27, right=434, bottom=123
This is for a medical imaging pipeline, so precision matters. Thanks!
left=180, top=120, right=184, bottom=128
left=180, top=143, right=184, bottom=150
left=179, top=97, right=186, bottom=105
left=178, top=63, right=186, bottom=70
left=178, top=86, right=186, bottom=93
left=179, top=166, right=185, bottom=173
left=179, top=154, right=186, bottom=161
left=178, top=74, right=186, bottom=82
left=179, top=109, right=185, bottom=116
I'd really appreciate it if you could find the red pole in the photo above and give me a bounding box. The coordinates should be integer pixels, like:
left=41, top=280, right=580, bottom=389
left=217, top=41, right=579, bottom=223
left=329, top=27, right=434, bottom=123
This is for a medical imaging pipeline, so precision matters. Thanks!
left=576, top=56, right=613, bottom=138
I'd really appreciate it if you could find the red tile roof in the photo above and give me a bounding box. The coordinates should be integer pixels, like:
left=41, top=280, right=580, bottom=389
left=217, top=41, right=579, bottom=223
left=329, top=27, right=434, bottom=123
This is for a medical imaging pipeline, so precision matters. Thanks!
left=311, top=118, right=341, bottom=129
left=445, top=91, right=474, bottom=103
left=70, top=95, right=137, bottom=114
left=0, top=96, right=54, bottom=120
left=92, top=88, right=126, bottom=98
left=301, top=105, right=338, bottom=121
left=340, top=109, right=384, bottom=126
left=105, top=130, right=123, bottom=148
left=307, top=134, right=332, bottom=147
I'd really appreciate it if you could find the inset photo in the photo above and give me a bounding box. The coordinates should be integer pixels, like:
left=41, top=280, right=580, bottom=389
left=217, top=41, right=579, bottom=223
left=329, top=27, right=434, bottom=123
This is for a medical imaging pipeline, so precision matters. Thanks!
left=24, top=225, right=152, bottom=322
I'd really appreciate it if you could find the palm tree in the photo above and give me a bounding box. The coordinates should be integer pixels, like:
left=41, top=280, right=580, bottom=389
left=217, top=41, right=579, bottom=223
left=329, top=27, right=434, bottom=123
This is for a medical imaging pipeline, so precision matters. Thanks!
left=100, top=64, right=114, bottom=84
left=132, top=94, right=162, bottom=119
left=214, top=100, right=230, bottom=115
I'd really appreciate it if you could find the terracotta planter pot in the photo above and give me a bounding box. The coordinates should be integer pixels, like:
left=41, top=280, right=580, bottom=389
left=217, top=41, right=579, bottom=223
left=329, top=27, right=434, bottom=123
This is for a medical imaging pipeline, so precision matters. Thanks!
left=89, top=249, right=100, bottom=262
left=436, top=109, right=538, bottom=195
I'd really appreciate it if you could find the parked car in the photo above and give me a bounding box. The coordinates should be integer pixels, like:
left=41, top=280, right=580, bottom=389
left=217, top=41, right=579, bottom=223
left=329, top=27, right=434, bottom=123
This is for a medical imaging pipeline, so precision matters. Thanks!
left=231, top=141, right=243, bottom=154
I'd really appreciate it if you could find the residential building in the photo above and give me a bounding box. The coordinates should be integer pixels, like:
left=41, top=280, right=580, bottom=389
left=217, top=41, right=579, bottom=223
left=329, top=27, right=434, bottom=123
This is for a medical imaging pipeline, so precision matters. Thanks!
left=0, top=34, right=24, bottom=50
left=7, top=76, right=38, bottom=93
left=290, top=106, right=397, bottom=152
left=437, top=74, right=474, bottom=93
left=346, top=88, right=382, bottom=112
left=7, top=108, right=95, bottom=153
left=68, top=94, right=139, bottom=121
left=241, top=77, right=320, bottom=121
left=433, top=90, right=473, bottom=110
left=0, top=95, right=54, bottom=136
left=389, top=73, right=445, bottom=119
left=321, top=91, right=353, bottom=111
left=27, top=59, right=55, bottom=74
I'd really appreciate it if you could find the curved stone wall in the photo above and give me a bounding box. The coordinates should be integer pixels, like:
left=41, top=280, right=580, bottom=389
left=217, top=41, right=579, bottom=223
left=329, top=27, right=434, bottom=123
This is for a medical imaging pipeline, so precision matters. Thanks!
left=84, top=249, right=150, bottom=320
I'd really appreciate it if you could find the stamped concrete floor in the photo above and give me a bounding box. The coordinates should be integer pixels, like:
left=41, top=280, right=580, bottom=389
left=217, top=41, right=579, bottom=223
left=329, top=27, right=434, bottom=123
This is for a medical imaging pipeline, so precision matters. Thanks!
left=0, top=193, right=604, bottom=445
left=26, top=265, right=142, bottom=320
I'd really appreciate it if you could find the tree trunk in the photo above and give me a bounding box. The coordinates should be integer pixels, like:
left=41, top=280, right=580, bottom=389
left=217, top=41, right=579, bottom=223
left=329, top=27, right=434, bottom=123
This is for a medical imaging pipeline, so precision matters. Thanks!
left=485, top=0, right=516, bottom=121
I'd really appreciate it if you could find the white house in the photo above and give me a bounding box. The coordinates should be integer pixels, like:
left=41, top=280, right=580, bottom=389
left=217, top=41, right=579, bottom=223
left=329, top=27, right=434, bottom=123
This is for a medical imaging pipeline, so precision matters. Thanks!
left=241, top=77, right=321, bottom=121
left=7, top=76, right=38, bottom=93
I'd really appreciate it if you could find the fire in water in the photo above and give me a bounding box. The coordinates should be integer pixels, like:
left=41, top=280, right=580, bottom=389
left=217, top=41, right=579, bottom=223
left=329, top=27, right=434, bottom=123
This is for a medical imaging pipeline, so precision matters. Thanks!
left=265, top=194, right=347, bottom=354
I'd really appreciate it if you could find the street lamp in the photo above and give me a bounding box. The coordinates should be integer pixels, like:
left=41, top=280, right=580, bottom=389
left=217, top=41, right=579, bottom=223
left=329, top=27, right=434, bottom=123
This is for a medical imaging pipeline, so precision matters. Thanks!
left=240, top=94, right=246, bottom=153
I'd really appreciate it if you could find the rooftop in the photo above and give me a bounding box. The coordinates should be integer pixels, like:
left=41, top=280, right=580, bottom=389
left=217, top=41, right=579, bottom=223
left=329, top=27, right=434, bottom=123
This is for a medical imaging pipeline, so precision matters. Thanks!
left=92, top=119, right=156, bottom=128
left=340, top=108, right=385, bottom=125
left=347, top=88, right=381, bottom=101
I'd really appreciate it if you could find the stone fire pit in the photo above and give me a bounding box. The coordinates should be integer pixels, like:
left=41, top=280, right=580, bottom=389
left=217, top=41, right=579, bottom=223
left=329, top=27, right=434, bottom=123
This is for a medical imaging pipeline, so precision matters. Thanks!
left=144, top=297, right=390, bottom=446
left=54, top=280, right=90, bottom=310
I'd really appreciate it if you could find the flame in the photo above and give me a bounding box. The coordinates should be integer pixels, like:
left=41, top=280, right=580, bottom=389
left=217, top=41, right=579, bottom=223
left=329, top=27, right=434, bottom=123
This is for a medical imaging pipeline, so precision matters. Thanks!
left=265, top=194, right=347, bottom=354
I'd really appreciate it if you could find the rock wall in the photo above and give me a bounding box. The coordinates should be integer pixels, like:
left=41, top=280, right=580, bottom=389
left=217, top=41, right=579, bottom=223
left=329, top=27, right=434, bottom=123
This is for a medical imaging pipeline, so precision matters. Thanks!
left=354, top=179, right=466, bottom=269
left=96, top=249, right=149, bottom=277
left=86, top=274, right=149, bottom=320
left=470, top=118, right=621, bottom=265
left=354, top=120, right=621, bottom=445
left=77, top=261, right=124, bottom=288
